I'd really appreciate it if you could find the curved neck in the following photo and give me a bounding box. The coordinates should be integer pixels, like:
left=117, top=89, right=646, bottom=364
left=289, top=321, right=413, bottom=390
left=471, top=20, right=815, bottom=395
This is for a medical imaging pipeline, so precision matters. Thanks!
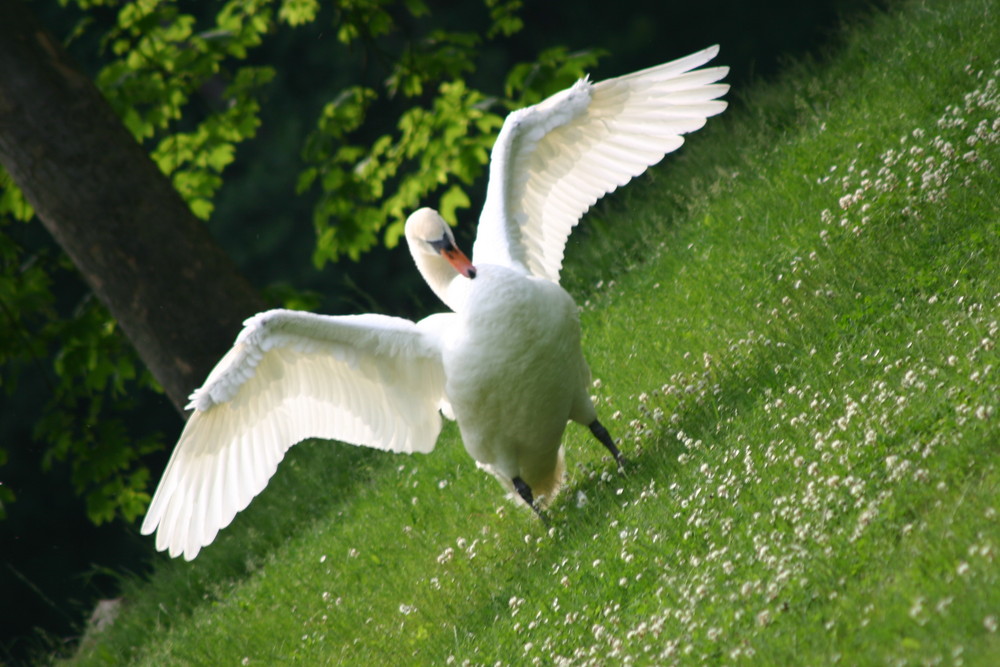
left=410, top=248, right=470, bottom=313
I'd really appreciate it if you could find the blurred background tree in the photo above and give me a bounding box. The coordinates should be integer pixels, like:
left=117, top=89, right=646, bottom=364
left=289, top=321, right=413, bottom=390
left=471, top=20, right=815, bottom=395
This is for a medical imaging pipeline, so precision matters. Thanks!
left=0, top=0, right=887, bottom=661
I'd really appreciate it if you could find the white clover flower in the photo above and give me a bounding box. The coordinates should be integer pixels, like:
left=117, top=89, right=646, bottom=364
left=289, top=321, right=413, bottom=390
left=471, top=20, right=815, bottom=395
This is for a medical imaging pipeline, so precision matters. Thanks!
left=909, top=597, right=925, bottom=620
left=935, top=597, right=954, bottom=615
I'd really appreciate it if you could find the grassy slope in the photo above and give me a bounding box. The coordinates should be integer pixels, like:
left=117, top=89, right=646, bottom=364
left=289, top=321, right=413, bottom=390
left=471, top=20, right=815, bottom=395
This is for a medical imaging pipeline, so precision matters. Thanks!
left=71, top=0, right=999, bottom=664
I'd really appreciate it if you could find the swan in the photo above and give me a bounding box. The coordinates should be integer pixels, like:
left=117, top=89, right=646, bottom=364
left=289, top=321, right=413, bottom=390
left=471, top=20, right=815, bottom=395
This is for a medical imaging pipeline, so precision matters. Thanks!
left=141, top=45, right=729, bottom=560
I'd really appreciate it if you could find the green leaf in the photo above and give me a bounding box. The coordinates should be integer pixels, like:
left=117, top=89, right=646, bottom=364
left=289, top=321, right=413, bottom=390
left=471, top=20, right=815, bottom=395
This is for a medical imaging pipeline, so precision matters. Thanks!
left=439, top=184, right=471, bottom=223
left=485, top=0, right=524, bottom=38
left=189, top=198, right=214, bottom=220
left=403, top=0, right=429, bottom=17
left=0, top=172, right=34, bottom=221
left=0, top=483, right=14, bottom=521
left=278, top=0, right=319, bottom=26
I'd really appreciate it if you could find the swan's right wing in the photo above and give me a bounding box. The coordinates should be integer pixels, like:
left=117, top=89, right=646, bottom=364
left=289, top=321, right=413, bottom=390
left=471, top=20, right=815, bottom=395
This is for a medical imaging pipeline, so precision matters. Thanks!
left=473, top=45, right=728, bottom=282
left=141, top=309, right=448, bottom=560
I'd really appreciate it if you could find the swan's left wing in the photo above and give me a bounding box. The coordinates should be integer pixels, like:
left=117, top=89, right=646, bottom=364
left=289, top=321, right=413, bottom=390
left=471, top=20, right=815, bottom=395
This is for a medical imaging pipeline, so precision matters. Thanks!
left=141, top=309, right=447, bottom=560
left=473, top=45, right=729, bottom=282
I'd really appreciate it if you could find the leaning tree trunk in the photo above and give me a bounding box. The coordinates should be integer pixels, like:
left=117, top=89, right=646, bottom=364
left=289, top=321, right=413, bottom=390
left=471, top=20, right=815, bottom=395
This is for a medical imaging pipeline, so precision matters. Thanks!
left=0, top=0, right=266, bottom=413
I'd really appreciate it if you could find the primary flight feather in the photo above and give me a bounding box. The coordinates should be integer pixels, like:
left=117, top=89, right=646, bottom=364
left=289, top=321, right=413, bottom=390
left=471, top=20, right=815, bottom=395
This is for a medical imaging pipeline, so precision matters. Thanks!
left=142, top=45, right=729, bottom=560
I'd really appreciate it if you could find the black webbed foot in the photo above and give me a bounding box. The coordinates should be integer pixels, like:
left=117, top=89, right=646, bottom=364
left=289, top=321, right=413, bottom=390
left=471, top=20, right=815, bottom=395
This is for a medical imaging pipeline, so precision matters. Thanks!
left=512, top=476, right=550, bottom=527
left=589, top=419, right=626, bottom=470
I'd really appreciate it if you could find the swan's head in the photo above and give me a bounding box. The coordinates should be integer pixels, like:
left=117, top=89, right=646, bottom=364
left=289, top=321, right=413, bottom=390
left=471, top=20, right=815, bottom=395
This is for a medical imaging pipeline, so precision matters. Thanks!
left=405, top=208, right=477, bottom=279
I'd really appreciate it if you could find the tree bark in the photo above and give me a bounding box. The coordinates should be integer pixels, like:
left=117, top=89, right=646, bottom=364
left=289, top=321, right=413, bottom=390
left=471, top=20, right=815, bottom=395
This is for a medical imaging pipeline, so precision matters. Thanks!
left=0, top=0, right=266, bottom=414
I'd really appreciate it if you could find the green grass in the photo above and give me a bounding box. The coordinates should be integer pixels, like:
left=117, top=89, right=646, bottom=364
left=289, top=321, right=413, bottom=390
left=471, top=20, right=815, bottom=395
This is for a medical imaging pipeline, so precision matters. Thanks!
left=69, top=0, right=999, bottom=664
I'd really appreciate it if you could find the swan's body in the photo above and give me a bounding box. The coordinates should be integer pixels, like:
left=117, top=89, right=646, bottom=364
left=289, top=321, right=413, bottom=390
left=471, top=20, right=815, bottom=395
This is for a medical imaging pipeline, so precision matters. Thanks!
left=445, top=263, right=592, bottom=501
left=142, top=46, right=729, bottom=559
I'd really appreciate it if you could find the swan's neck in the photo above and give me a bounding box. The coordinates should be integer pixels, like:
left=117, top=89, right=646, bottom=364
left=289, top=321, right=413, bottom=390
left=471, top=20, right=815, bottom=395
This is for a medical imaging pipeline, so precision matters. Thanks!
left=411, top=251, right=470, bottom=313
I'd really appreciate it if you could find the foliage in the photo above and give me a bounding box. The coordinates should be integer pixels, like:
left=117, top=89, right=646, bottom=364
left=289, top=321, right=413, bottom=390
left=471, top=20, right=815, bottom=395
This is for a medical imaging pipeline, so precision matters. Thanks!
left=0, top=209, right=161, bottom=523
left=298, top=2, right=601, bottom=263
left=65, top=0, right=1000, bottom=663
left=0, top=0, right=276, bottom=526
left=0, top=0, right=599, bottom=526
left=93, top=0, right=275, bottom=219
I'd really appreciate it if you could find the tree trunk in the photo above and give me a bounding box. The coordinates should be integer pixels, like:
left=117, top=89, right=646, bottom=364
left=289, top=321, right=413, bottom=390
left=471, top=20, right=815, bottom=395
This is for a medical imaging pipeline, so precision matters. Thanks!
left=0, top=0, right=266, bottom=413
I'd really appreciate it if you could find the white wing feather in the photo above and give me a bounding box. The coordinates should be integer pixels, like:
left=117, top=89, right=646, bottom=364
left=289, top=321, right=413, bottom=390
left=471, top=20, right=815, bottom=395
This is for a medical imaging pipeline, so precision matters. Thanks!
left=141, top=309, right=448, bottom=560
left=473, top=45, right=729, bottom=282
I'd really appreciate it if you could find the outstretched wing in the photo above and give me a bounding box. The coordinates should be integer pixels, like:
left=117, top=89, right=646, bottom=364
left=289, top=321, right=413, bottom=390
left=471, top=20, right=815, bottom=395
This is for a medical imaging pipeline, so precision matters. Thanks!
left=141, top=309, right=448, bottom=560
left=473, top=45, right=729, bottom=282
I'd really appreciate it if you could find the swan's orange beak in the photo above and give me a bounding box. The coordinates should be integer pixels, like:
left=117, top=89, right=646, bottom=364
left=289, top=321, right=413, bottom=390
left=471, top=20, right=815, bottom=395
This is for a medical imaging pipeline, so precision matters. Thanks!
left=442, top=246, right=477, bottom=279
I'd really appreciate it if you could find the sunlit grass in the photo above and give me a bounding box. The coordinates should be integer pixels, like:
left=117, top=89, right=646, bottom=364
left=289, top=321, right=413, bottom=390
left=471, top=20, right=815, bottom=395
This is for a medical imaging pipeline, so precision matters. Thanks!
left=69, top=0, right=998, bottom=664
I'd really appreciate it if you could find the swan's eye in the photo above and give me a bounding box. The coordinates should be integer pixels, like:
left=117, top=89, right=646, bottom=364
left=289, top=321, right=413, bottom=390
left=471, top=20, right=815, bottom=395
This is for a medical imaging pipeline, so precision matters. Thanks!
left=428, top=237, right=455, bottom=254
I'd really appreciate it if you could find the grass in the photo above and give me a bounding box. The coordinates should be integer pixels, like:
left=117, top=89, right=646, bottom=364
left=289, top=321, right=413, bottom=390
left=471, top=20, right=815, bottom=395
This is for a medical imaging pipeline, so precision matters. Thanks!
left=68, top=0, right=999, bottom=664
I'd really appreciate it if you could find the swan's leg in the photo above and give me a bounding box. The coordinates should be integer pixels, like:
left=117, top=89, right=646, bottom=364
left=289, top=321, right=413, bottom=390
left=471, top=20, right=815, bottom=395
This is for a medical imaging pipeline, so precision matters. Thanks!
left=512, top=476, right=550, bottom=526
left=589, top=420, right=625, bottom=469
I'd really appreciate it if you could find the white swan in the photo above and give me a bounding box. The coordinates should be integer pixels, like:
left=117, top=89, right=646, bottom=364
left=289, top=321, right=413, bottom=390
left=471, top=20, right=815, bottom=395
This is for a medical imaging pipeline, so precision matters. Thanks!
left=141, top=46, right=729, bottom=560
